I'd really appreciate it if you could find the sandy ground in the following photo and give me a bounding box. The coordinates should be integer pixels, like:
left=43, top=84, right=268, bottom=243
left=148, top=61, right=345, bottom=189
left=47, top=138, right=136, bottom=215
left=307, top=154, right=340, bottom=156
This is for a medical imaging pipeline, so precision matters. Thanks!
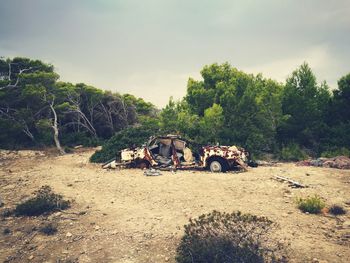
left=0, top=148, right=350, bottom=263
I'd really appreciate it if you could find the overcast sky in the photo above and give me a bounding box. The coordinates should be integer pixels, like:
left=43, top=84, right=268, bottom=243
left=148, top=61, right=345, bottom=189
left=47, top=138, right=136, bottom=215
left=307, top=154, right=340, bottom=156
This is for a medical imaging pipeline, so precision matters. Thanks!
left=1, top=0, right=349, bottom=107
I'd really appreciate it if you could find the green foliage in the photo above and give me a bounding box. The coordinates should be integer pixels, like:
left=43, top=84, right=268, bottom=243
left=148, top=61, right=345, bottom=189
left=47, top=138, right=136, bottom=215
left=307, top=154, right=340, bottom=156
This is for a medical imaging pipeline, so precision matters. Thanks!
left=1, top=56, right=350, bottom=161
left=199, top=103, right=224, bottom=144
left=39, top=223, right=58, bottom=235
left=3, top=228, right=11, bottom=235
left=15, top=186, right=70, bottom=216
left=185, top=63, right=285, bottom=154
left=61, top=132, right=100, bottom=147
left=176, top=210, right=287, bottom=263
left=329, top=205, right=346, bottom=215
left=296, top=195, right=325, bottom=214
left=90, top=120, right=159, bottom=163
left=280, top=63, right=331, bottom=151
left=279, top=143, right=308, bottom=161
left=0, top=57, right=155, bottom=150
left=321, top=147, right=350, bottom=158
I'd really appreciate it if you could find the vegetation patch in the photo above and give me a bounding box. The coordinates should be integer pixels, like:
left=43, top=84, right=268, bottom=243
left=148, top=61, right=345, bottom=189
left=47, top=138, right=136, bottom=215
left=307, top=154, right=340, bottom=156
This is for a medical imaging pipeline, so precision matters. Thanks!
left=176, top=210, right=288, bottom=263
left=2, top=228, right=11, bottom=235
left=39, top=222, right=58, bottom=235
left=280, top=143, right=308, bottom=161
left=329, top=204, right=346, bottom=216
left=15, top=185, right=70, bottom=216
left=296, top=195, right=325, bottom=214
left=321, top=147, right=350, bottom=158
left=90, top=121, right=159, bottom=163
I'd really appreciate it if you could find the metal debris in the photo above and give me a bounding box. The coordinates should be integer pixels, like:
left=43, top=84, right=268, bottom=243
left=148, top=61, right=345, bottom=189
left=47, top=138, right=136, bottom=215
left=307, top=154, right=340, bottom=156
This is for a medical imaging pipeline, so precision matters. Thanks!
left=144, top=169, right=162, bottom=176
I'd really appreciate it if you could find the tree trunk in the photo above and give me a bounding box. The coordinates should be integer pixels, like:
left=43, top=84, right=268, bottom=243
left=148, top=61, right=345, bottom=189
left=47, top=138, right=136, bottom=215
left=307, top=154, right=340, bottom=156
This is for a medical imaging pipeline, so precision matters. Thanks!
left=50, top=103, right=65, bottom=155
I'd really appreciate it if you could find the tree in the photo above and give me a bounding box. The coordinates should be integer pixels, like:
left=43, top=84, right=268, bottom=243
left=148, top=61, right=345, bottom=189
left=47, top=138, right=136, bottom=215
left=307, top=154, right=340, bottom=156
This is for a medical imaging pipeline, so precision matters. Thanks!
left=200, top=103, right=224, bottom=144
left=184, top=63, right=285, bottom=155
left=279, top=63, right=331, bottom=151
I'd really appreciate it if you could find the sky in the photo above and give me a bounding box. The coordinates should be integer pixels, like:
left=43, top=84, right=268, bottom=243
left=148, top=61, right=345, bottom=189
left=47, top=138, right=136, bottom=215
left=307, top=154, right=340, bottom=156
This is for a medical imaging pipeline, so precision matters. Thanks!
left=1, top=0, right=349, bottom=107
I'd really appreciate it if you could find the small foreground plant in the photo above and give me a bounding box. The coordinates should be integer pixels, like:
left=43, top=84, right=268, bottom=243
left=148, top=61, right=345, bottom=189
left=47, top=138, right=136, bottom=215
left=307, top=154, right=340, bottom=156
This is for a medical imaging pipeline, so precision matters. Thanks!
left=296, top=195, right=325, bottom=214
left=329, top=204, right=346, bottom=216
left=39, top=222, right=58, bottom=235
left=15, top=185, right=70, bottom=216
left=176, top=210, right=288, bottom=263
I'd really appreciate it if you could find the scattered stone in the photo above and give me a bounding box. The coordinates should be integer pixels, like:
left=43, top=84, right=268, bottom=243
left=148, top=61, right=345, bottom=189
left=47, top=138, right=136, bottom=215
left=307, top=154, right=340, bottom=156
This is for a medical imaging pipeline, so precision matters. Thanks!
left=312, top=258, right=319, bottom=263
left=54, top=212, right=62, bottom=217
left=28, top=255, right=34, bottom=260
left=0, top=196, right=4, bottom=207
left=66, top=232, right=73, bottom=237
left=94, top=225, right=100, bottom=230
left=165, top=257, right=169, bottom=262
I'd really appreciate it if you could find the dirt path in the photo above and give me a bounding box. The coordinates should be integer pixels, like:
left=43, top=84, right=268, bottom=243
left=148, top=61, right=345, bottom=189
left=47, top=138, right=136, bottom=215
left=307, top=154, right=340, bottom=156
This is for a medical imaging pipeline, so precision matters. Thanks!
left=1, top=149, right=350, bottom=263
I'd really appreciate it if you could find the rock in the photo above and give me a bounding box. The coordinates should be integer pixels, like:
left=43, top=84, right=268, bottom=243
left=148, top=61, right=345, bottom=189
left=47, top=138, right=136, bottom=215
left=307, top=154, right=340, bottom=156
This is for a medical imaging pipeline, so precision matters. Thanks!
left=28, top=255, right=34, bottom=260
left=312, top=258, right=319, bottom=263
left=94, top=225, right=100, bottom=230
left=66, top=232, right=73, bottom=237
left=54, top=212, right=62, bottom=217
left=165, top=257, right=169, bottom=262
left=343, top=220, right=350, bottom=228
left=0, top=196, right=3, bottom=207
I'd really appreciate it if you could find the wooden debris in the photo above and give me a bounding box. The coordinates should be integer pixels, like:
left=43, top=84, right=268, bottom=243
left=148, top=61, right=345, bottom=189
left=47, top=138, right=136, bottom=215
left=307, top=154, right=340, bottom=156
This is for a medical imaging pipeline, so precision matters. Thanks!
left=274, top=175, right=307, bottom=188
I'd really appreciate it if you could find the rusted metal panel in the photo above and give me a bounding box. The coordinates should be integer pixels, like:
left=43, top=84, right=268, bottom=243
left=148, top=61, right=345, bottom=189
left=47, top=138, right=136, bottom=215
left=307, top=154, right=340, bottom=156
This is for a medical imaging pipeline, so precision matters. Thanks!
left=104, top=135, right=250, bottom=172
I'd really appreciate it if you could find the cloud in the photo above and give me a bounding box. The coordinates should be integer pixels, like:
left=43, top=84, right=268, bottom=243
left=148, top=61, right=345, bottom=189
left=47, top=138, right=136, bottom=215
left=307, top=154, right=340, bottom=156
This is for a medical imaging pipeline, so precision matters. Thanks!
left=0, top=0, right=349, bottom=107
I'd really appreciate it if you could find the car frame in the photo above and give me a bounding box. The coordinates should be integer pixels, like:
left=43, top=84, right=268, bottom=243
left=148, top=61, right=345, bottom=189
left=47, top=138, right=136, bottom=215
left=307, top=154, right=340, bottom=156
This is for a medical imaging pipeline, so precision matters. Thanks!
left=103, top=135, right=249, bottom=172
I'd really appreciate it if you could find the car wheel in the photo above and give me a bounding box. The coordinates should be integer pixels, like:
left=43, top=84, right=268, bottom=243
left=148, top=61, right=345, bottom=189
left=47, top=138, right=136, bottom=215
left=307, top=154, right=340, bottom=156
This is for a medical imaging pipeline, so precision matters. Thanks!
left=209, top=160, right=223, bottom=173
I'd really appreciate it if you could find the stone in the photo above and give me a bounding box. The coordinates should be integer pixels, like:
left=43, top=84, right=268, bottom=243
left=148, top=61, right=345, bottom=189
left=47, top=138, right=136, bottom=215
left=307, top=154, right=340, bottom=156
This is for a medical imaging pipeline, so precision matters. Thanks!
left=165, top=257, right=169, bottom=262
left=28, top=255, right=34, bottom=260
left=66, top=232, right=73, bottom=237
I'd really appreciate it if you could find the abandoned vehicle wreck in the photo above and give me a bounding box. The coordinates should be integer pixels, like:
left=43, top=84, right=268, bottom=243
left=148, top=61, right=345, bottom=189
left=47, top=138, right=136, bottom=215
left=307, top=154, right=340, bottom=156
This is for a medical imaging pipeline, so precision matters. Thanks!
left=103, top=135, right=251, bottom=173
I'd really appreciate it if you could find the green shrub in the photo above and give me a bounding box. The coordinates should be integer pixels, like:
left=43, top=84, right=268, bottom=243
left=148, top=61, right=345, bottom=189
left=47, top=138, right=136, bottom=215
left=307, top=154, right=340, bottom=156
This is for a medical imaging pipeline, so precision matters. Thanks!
left=61, top=132, right=101, bottom=147
left=329, top=204, right=346, bottom=215
left=3, top=228, right=11, bottom=235
left=296, top=195, right=325, bottom=214
left=15, top=186, right=70, bottom=216
left=64, top=146, right=73, bottom=153
left=321, top=147, right=350, bottom=158
left=39, top=222, right=58, bottom=235
left=280, top=143, right=308, bottom=161
left=176, top=210, right=288, bottom=263
left=90, top=123, right=159, bottom=163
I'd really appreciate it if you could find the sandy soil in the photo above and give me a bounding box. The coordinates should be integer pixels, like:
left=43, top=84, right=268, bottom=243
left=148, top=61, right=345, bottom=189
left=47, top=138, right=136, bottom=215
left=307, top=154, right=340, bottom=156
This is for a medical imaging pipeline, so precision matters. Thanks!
left=0, top=148, right=349, bottom=263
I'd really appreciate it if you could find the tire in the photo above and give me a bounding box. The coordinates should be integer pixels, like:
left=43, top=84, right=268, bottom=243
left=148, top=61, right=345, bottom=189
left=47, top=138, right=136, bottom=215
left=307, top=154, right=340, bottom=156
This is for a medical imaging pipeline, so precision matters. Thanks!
left=138, top=160, right=150, bottom=169
left=209, top=160, right=225, bottom=173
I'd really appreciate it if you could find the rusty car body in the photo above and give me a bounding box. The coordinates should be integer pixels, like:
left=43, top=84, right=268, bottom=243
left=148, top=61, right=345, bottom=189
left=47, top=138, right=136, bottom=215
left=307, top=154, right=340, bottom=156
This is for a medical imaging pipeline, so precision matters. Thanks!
left=103, top=135, right=250, bottom=172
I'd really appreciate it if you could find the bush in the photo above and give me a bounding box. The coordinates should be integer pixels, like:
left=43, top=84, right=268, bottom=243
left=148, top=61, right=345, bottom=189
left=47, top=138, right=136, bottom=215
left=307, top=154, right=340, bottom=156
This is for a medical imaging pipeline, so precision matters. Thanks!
left=90, top=122, right=159, bottom=163
left=39, top=223, right=58, bottom=235
left=321, top=147, right=350, bottom=158
left=15, top=186, right=70, bottom=216
left=1, top=208, right=13, bottom=217
left=3, top=228, right=11, bottom=235
left=279, top=143, right=308, bottom=161
left=61, top=132, right=101, bottom=147
left=329, top=204, right=346, bottom=215
left=176, top=210, right=287, bottom=263
left=296, top=195, right=325, bottom=214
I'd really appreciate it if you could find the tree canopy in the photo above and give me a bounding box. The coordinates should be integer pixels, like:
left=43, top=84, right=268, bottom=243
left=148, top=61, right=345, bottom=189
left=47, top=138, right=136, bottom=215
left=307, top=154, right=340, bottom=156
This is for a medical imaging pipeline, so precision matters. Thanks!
left=1, top=57, right=349, bottom=161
